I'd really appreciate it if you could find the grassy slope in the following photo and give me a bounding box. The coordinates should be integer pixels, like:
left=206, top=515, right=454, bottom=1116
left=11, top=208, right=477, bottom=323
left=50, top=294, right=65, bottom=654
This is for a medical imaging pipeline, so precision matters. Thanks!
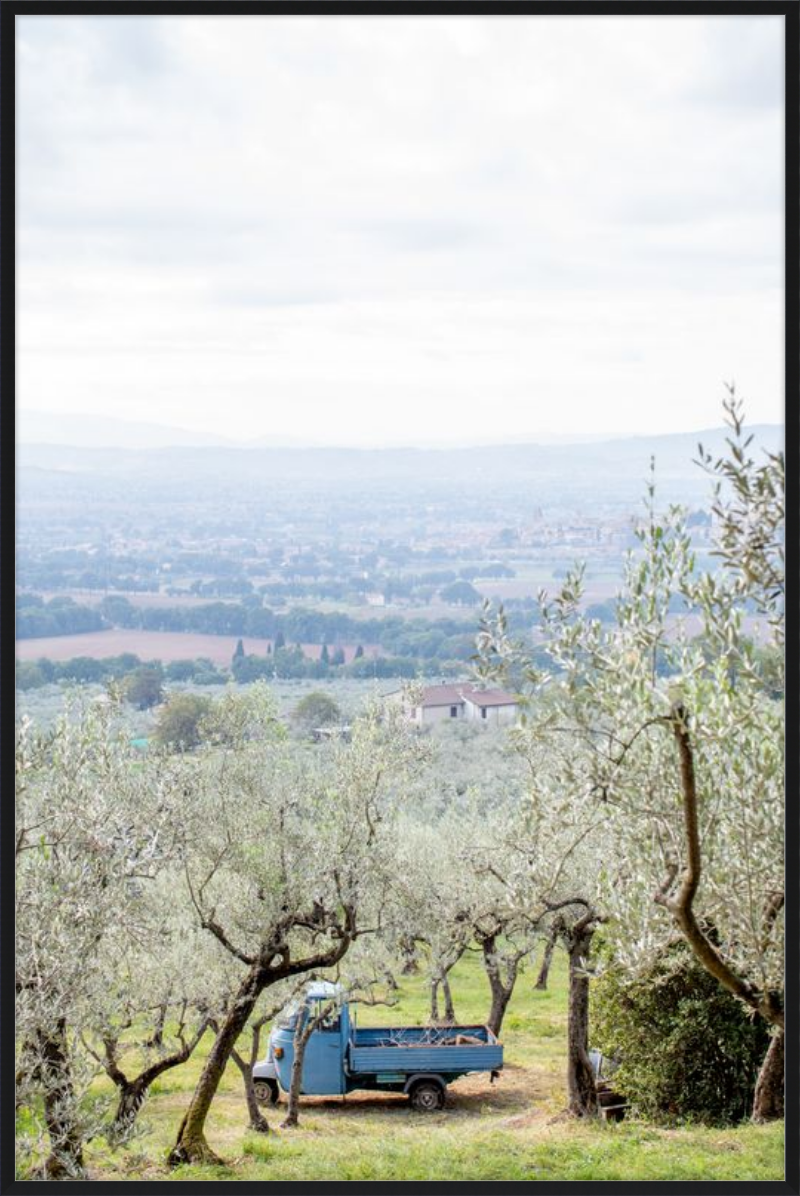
left=82, top=951, right=784, bottom=1183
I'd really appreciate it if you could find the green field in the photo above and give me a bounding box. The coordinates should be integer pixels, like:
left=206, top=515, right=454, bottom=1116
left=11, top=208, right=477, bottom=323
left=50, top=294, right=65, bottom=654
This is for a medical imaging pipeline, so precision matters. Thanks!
left=68, top=952, right=783, bottom=1183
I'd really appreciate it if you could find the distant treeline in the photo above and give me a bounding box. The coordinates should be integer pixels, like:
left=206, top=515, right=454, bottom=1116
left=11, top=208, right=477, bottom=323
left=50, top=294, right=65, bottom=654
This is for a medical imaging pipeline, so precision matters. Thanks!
left=15, top=588, right=706, bottom=650
left=15, top=654, right=228, bottom=691
left=16, top=650, right=455, bottom=691
left=16, top=594, right=108, bottom=639
left=98, top=594, right=482, bottom=656
left=16, top=592, right=486, bottom=658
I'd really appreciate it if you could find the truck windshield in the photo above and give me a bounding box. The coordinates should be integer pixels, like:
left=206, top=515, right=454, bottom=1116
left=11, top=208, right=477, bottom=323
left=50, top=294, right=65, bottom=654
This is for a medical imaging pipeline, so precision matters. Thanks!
left=316, top=1004, right=341, bottom=1032
left=276, top=1001, right=301, bottom=1029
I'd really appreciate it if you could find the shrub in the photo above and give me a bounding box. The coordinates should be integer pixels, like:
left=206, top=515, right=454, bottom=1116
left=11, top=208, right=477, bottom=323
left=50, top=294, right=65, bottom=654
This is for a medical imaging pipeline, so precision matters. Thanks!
left=123, top=666, right=164, bottom=710
left=591, top=940, right=770, bottom=1125
left=15, top=661, right=47, bottom=691
left=152, top=693, right=214, bottom=750
left=292, top=692, right=341, bottom=736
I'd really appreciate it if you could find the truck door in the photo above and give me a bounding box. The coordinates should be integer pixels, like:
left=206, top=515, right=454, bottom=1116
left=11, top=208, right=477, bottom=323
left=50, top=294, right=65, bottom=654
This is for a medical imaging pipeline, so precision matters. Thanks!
left=301, top=1001, right=345, bottom=1096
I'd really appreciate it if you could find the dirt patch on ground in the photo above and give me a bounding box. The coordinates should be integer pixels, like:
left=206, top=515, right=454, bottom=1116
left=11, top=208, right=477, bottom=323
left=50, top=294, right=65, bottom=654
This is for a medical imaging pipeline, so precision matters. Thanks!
left=247, top=1057, right=555, bottom=1123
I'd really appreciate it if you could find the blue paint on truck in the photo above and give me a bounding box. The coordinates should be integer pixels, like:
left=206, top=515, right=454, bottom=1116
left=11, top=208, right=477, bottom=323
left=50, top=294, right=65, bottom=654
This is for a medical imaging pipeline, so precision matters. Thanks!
left=253, top=982, right=503, bottom=1111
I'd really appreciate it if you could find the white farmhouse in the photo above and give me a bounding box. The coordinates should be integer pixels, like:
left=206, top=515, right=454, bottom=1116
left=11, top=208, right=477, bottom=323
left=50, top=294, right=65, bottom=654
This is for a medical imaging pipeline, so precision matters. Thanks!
left=386, top=683, right=519, bottom=728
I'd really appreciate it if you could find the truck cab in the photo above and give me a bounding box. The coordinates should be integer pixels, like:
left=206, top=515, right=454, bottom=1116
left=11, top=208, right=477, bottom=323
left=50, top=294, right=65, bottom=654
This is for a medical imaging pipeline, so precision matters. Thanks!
left=252, top=980, right=342, bottom=1103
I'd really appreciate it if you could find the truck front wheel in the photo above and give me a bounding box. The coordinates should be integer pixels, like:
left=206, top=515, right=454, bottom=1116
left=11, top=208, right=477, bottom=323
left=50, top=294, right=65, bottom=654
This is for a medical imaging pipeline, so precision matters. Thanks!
left=409, top=1080, right=445, bottom=1112
left=254, top=1079, right=280, bottom=1106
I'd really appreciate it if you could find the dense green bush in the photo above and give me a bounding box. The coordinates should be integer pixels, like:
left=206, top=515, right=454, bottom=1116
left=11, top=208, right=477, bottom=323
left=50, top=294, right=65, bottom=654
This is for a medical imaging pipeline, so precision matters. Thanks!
left=123, top=666, right=165, bottom=710
left=152, top=693, right=214, bottom=750
left=591, top=941, right=770, bottom=1125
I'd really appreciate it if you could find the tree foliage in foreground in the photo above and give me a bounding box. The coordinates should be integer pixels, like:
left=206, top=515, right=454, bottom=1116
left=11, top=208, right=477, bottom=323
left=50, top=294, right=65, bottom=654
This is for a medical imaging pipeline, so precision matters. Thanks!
left=476, top=396, right=784, bottom=1122
left=15, top=697, right=186, bottom=1178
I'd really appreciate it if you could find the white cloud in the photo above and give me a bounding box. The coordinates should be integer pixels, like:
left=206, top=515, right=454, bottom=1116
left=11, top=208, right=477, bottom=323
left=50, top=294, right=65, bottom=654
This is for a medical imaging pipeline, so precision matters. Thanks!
left=16, top=14, right=785, bottom=444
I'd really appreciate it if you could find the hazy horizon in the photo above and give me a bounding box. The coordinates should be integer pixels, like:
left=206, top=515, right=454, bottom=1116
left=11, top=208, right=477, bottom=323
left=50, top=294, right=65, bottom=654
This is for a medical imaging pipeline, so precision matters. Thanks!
left=17, top=405, right=783, bottom=453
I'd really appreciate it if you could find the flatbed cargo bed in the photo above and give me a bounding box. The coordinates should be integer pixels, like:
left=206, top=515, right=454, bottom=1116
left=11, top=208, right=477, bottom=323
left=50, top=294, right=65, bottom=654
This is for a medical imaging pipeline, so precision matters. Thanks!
left=348, top=1023, right=502, bottom=1075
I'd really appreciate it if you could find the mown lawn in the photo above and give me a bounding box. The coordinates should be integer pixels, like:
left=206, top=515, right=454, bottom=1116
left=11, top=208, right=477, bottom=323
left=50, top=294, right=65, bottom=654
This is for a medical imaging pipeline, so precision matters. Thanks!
left=65, top=950, right=786, bottom=1183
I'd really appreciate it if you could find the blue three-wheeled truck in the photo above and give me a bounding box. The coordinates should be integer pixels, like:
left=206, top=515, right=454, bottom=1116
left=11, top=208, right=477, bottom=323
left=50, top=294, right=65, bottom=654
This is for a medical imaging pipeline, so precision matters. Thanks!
left=253, top=982, right=503, bottom=1112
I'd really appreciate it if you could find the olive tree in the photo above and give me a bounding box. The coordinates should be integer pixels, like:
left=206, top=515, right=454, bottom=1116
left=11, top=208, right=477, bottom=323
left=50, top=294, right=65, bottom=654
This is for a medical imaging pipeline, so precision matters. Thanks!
left=15, top=696, right=185, bottom=1178
left=470, top=733, right=611, bottom=1115
left=80, top=891, right=235, bottom=1143
left=167, top=695, right=423, bottom=1165
left=391, top=814, right=478, bottom=1025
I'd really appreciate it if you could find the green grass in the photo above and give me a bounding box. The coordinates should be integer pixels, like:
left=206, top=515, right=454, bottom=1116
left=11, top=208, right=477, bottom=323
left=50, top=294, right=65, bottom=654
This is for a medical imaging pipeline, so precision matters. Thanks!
left=74, top=952, right=783, bottom=1183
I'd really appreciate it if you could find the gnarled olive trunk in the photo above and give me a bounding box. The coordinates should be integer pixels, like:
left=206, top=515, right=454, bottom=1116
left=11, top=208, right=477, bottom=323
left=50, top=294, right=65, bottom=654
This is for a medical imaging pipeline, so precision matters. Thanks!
left=534, top=927, right=557, bottom=991
left=566, top=925, right=598, bottom=1118
left=400, top=935, right=419, bottom=975
left=37, top=1020, right=86, bottom=1180
left=430, top=969, right=457, bottom=1024
left=112, top=1077, right=151, bottom=1140
left=441, top=973, right=456, bottom=1023
left=167, top=904, right=355, bottom=1166
left=752, top=1029, right=784, bottom=1123
left=481, top=933, right=518, bottom=1038
left=168, top=964, right=265, bottom=1166
left=230, top=1048, right=271, bottom=1134
left=280, top=1011, right=324, bottom=1130
left=107, top=1020, right=209, bottom=1141
left=659, top=709, right=784, bottom=1034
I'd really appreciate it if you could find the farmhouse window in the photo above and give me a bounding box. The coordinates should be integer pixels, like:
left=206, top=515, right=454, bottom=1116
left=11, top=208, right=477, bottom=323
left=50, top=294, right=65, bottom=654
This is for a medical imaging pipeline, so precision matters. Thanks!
left=481, top=707, right=487, bottom=719
left=450, top=705, right=458, bottom=718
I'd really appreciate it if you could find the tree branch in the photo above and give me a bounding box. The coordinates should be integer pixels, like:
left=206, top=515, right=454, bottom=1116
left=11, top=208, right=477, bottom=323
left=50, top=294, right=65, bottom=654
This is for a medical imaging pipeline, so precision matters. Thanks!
left=656, top=705, right=783, bottom=1029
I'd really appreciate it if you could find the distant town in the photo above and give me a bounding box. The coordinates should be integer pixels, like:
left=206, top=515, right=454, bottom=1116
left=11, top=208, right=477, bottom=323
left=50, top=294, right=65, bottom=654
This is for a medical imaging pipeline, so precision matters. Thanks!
left=16, top=424, right=778, bottom=692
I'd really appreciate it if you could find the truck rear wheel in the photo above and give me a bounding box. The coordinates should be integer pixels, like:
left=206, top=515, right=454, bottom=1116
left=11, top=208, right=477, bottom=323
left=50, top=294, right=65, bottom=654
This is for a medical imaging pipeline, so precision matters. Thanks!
left=254, top=1079, right=280, bottom=1106
left=409, top=1080, right=445, bottom=1112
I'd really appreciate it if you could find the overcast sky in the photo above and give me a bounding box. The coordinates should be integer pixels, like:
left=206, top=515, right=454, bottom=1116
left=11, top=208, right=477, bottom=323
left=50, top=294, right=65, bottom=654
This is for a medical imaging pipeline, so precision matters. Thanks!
left=17, top=15, right=784, bottom=447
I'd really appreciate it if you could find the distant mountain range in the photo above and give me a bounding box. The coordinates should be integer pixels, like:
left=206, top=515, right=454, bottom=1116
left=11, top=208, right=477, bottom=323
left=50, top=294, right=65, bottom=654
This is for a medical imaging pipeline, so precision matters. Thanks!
left=17, top=408, right=782, bottom=462
left=16, top=419, right=783, bottom=515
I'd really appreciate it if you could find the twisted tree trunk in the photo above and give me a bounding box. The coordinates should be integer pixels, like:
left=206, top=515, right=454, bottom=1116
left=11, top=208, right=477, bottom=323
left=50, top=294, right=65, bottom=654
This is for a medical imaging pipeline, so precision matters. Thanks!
left=230, top=1047, right=271, bottom=1134
left=481, top=933, right=518, bottom=1038
left=534, top=925, right=558, bottom=991
left=430, top=975, right=441, bottom=1023
left=430, top=967, right=457, bottom=1024
left=106, top=1019, right=209, bottom=1141
left=167, top=907, right=355, bottom=1166
left=400, top=935, right=419, bottom=975
left=657, top=708, right=784, bottom=1034
left=169, top=963, right=266, bottom=1166
left=280, top=1005, right=333, bottom=1130
left=563, top=914, right=599, bottom=1118
left=752, top=1030, right=784, bottom=1123
left=37, top=1020, right=86, bottom=1180
left=441, top=973, right=456, bottom=1024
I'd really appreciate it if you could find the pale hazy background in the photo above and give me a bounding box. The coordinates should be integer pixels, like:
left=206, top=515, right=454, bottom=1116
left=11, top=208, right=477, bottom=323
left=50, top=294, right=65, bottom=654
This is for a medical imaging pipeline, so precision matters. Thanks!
left=17, top=14, right=784, bottom=447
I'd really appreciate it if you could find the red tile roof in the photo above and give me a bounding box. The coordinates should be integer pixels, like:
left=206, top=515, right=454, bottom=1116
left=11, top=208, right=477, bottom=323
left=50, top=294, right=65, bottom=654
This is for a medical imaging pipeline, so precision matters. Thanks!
left=461, top=689, right=519, bottom=708
left=418, top=684, right=518, bottom=708
left=418, top=684, right=470, bottom=707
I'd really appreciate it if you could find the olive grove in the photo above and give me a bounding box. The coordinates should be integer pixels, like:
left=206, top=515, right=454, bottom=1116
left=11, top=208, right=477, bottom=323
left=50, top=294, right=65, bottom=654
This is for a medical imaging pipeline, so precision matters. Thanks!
left=14, top=400, right=784, bottom=1179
